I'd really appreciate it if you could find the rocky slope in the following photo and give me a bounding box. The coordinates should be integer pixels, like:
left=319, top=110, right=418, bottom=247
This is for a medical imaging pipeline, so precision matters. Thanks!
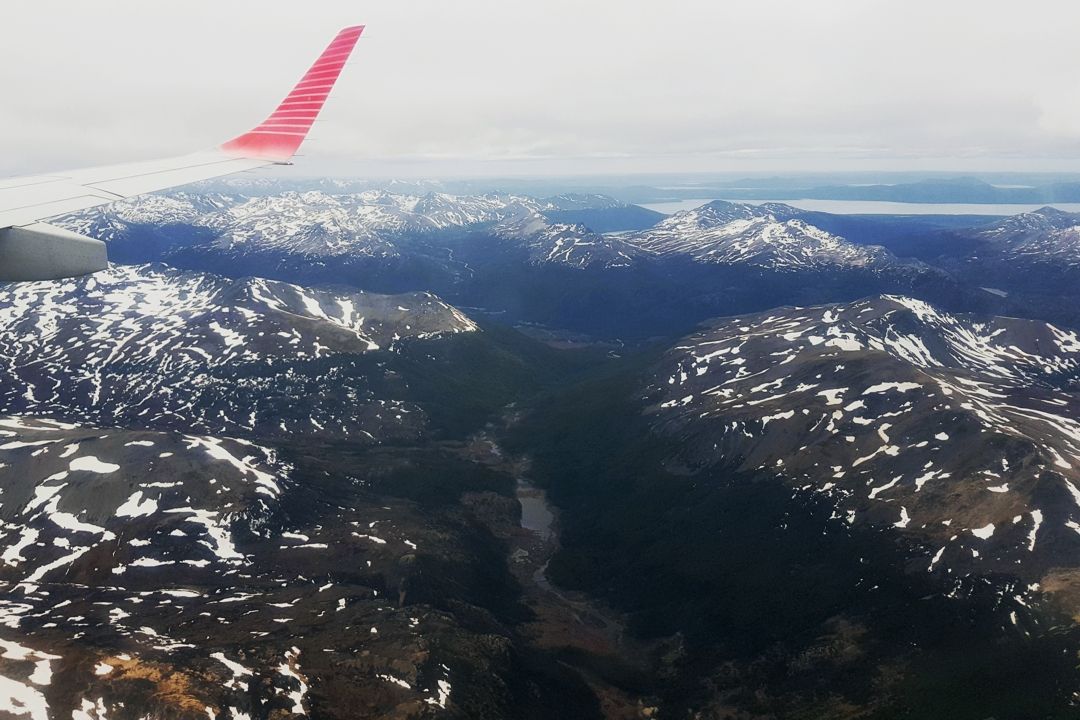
left=959, top=207, right=1080, bottom=281
left=0, top=265, right=476, bottom=442
left=0, top=260, right=617, bottom=718
left=57, top=190, right=643, bottom=271
left=648, top=295, right=1080, bottom=618
left=5, top=196, right=1080, bottom=715
left=923, top=207, right=1080, bottom=318
left=625, top=200, right=929, bottom=274
left=0, top=415, right=562, bottom=719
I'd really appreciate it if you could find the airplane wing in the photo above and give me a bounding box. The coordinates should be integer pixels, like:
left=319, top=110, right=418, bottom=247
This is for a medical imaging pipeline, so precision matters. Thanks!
left=0, top=25, right=364, bottom=281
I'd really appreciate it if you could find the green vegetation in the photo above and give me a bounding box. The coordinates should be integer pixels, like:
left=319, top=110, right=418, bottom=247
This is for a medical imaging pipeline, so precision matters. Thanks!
left=393, top=320, right=612, bottom=437
left=504, top=357, right=1080, bottom=718
left=279, top=322, right=1080, bottom=718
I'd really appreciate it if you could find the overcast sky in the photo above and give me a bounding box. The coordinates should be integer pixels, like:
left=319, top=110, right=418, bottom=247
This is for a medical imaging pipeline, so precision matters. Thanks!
left=3, top=0, right=1080, bottom=178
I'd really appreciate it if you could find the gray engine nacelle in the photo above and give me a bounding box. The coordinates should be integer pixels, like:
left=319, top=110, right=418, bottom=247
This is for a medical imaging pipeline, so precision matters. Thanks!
left=0, top=223, right=107, bottom=282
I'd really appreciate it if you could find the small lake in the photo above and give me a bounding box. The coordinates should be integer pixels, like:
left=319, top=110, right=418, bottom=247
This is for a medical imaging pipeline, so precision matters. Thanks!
left=517, top=480, right=555, bottom=541
left=639, top=198, right=1080, bottom=217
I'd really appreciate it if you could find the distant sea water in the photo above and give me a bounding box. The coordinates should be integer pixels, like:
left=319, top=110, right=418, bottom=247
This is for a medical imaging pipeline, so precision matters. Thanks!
left=640, top=198, right=1080, bottom=216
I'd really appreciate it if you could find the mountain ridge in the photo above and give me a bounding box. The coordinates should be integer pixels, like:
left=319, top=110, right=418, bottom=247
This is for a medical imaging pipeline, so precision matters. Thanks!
left=649, top=294, right=1080, bottom=620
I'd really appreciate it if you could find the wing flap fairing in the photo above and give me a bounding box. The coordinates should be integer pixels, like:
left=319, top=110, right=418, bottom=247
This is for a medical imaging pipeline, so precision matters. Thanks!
left=0, top=223, right=107, bottom=281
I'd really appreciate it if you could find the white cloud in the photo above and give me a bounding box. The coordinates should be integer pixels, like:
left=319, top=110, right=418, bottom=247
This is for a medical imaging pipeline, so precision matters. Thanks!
left=2, top=0, right=1079, bottom=177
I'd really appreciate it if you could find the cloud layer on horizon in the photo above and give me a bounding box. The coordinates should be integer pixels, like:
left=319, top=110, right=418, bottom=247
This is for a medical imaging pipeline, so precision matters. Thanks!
left=3, top=0, right=1079, bottom=177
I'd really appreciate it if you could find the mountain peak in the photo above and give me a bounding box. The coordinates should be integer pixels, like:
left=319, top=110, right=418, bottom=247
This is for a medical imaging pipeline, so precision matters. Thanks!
left=1030, top=205, right=1077, bottom=219
left=977, top=205, right=1080, bottom=240
left=651, top=200, right=803, bottom=231
left=627, top=204, right=907, bottom=272
left=543, top=193, right=624, bottom=211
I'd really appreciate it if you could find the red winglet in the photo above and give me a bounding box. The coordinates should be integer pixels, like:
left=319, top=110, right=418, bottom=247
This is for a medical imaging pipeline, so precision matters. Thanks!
left=220, top=25, right=364, bottom=162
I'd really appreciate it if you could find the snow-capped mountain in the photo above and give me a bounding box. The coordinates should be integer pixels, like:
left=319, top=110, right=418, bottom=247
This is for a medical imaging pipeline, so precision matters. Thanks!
left=59, top=190, right=511, bottom=257
left=624, top=200, right=924, bottom=273
left=91, top=191, right=239, bottom=229
left=910, top=206, right=1080, bottom=327
left=541, top=193, right=625, bottom=211
left=649, top=295, right=1080, bottom=618
left=55, top=191, right=241, bottom=251
left=56, top=191, right=994, bottom=339
left=55, top=192, right=983, bottom=279
left=967, top=207, right=1080, bottom=269
left=490, top=203, right=645, bottom=269
left=210, top=191, right=522, bottom=258
left=0, top=415, right=506, bottom=718
left=0, top=416, right=288, bottom=585
left=9, top=187, right=1080, bottom=716
left=0, top=265, right=476, bottom=441
left=58, top=190, right=635, bottom=268
left=977, top=206, right=1080, bottom=239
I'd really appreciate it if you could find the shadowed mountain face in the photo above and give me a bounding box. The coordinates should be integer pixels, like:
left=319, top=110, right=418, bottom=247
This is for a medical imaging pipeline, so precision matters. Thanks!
left=959, top=208, right=1080, bottom=285
left=502, top=295, right=1080, bottom=718
left=0, top=416, right=584, bottom=719
left=56, top=193, right=994, bottom=341
left=922, top=207, right=1080, bottom=275
left=56, top=194, right=925, bottom=277
left=879, top=207, right=1080, bottom=327
left=648, top=296, right=1080, bottom=611
left=0, top=269, right=608, bottom=719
